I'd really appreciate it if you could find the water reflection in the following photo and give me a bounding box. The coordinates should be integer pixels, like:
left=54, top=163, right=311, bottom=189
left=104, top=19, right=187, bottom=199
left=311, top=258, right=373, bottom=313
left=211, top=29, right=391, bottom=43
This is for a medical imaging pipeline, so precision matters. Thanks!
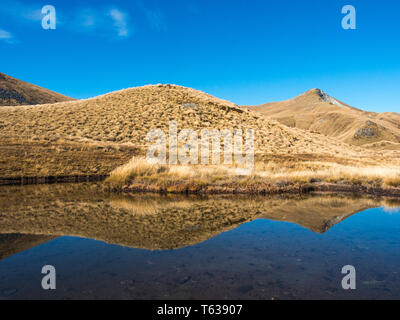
left=0, top=183, right=397, bottom=253
left=0, top=234, right=56, bottom=261
left=1, top=184, right=400, bottom=300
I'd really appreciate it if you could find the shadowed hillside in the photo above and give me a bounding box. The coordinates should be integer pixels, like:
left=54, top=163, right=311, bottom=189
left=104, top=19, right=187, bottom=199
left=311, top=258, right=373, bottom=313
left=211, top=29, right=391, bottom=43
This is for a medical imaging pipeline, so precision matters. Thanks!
left=0, top=234, right=56, bottom=261
left=0, top=72, right=74, bottom=106
left=246, top=89, right=400, bottom=150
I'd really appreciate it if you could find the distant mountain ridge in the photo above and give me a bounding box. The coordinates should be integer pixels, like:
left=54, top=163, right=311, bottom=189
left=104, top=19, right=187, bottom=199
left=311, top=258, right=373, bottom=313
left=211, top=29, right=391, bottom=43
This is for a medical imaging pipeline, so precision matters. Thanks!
left=246, top=89, right=400, bottom=150
left=0, top=72, right=74, bottom=106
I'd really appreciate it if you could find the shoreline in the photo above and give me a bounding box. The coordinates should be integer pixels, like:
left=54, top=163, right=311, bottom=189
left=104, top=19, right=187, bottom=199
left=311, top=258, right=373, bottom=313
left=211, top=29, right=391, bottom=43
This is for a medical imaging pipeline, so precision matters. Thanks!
left=110, top=181, right=400, bottom=197
left=1, top=175, right=400, bottom=198
left=0, top=175, right=108, bottom=186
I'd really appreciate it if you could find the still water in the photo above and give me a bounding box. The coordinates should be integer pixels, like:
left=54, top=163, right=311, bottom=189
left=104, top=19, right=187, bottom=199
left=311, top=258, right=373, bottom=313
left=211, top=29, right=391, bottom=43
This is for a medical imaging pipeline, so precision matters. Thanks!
left=0, top=183, right=399, bottom=300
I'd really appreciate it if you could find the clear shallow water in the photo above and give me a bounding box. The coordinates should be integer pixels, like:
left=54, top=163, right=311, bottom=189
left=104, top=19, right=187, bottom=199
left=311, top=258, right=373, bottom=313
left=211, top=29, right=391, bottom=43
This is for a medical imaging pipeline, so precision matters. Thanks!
left=0, top=184, right=400, bottom=300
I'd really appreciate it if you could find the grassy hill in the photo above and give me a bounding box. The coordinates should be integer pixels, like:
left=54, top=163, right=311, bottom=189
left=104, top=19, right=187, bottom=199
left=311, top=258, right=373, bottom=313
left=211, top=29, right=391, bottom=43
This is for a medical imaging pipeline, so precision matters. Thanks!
left=0, top=72, right=74, bottom=106
left=0, top=84, right=399, bottom=194
left=247, top=89, right=400, bottom=150
left=0, top=84, right=370, bottom=152
left=246, top=89, right=400, bottom=150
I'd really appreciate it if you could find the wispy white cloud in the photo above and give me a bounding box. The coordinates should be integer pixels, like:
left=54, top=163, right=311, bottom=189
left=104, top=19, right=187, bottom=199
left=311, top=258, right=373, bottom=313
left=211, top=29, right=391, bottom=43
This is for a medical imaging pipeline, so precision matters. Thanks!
left=0, top=29, right=12, bottom=39
left=0, top=29, right=15, bottom=43
left=70, top=7, right=133, bottom=39
left=109, top=8, right=130, bottom=38
left=74, top=8, right=98, bottom=29
left=0, top=2, right=133, bottom=40
left=72, top=7, right=133, bottom=39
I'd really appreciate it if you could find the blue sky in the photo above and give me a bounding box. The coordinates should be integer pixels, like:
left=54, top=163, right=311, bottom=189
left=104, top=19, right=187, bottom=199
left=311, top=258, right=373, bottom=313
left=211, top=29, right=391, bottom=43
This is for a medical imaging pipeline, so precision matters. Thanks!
left=0, top=0, right=399, bottom=113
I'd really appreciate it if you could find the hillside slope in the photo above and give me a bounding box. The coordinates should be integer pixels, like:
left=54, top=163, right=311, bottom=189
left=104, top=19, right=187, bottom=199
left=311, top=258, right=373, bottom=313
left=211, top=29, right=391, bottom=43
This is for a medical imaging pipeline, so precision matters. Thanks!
left=246, top=89, right=400, bottom=150
left=0, top=84, right=380, bottom=178
left=0, top=72, right=74, bottom=106
left=1, top=84, right=399, bottom=195
left=0, top=85, right=368, bottom=154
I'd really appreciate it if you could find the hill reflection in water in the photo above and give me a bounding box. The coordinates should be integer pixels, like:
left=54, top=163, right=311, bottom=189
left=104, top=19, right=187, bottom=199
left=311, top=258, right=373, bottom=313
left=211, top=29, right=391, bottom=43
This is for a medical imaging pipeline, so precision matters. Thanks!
left=0, top=183, right=397, bottom=255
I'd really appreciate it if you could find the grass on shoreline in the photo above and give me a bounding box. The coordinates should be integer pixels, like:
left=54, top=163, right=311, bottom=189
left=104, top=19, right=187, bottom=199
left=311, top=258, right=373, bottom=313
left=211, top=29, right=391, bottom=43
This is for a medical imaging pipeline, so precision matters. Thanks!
left=105, top=157, right=400, bottom=193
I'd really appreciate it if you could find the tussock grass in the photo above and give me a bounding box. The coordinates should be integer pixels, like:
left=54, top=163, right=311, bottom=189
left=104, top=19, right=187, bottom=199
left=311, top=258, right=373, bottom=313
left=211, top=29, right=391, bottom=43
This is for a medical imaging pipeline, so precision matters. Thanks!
left=106, top=157, right=236, bottom=188
left=105, top=157, right=400, bottom=193
left=1, top=83, right=400, bottom=188
left=257, top=163, right=400, bottom=185
left=107, top=157, right=167, bottom=185
left=0, top=85, right=384, bottom=157
left=384, top=176, right=400, bottom=188
left=247, top=88, right=400, bottom=150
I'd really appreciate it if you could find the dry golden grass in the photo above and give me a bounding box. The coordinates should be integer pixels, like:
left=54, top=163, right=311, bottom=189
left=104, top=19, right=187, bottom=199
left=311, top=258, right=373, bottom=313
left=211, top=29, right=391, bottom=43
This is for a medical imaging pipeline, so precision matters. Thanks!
left=106, top=157, right=236, bottom=186
left=105, top=156, right=400, bottom=194
left=256, top=162, right=400, bottom=185
left=384, top=176, right=400, bottom=188
left=0, top=83, right=399, bottom=195
left=0, top=84, right=365, bottom=157
left=0, top=139, right=138, bottom=178
left=246, top=88, right=400, bottom=150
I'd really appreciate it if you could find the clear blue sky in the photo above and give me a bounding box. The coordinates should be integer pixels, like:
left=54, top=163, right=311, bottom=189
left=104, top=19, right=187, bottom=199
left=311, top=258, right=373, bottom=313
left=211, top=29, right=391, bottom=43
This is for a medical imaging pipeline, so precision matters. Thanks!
left=1, top=0, right=399, bottom=113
